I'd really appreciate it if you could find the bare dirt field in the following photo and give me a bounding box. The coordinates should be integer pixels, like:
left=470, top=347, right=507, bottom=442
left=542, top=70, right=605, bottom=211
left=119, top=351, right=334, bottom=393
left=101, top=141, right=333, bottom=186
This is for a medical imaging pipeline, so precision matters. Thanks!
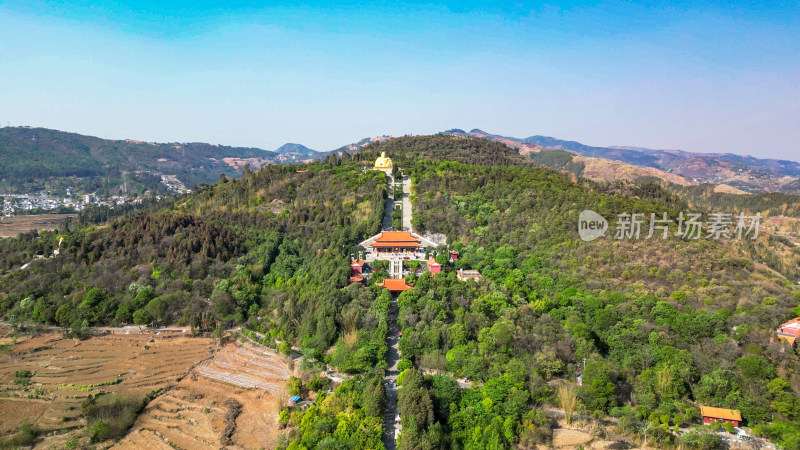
left=552, top=428, right=593, bottom=447
left=541, top=408, right=632, bottom=449
left=0, top=214, right=77, bottom=238
left=0, top=330, right=213, bottom=447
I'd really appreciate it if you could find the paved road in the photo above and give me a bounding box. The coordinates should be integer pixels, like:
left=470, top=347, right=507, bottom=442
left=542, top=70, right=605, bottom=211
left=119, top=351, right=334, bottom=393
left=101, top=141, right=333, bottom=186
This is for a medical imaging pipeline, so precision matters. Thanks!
left=399, top=175, right=412, bottom=231
left=382, top=294, right=401, bottom=449
left=379, top=172, right=411, bottom=232
left=382, top=173, right=395, bottom=231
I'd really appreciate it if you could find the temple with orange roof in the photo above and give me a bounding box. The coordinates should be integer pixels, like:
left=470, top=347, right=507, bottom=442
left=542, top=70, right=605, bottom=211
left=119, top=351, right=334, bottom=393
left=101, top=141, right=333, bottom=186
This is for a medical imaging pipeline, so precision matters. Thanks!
left=377, top=278, right=413, bottom=292
left=370, top=231, right=421, bottom=254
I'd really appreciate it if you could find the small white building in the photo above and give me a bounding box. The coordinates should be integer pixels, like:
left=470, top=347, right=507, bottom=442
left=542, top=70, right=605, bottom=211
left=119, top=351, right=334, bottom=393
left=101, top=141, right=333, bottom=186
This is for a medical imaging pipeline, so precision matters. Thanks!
left=456, top=269, right=482, bottom=282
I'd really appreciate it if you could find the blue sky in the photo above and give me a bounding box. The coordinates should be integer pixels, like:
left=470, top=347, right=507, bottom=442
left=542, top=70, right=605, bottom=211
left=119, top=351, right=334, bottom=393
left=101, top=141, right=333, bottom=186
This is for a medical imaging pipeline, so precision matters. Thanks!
left=0, top=1, right=798, bottom=158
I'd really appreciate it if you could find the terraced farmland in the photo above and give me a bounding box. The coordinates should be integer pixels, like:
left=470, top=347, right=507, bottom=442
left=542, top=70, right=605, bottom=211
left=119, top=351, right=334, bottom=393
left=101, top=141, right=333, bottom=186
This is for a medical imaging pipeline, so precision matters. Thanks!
left=195, top=341, right=291, bottom=393
left=116, top=340, right=291, bottom=449
left=0, top=330, right=213, bottom=448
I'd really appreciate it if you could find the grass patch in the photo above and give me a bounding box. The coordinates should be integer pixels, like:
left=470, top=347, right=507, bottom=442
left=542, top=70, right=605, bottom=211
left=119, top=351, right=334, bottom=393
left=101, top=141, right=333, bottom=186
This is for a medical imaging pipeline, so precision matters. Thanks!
left=57, top=378, right=120, bottom=391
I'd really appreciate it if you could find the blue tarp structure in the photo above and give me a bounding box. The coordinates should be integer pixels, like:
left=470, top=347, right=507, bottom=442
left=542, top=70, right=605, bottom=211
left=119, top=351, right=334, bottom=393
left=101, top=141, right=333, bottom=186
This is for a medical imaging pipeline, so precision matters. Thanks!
left=289, top=396, right=301, bottom=402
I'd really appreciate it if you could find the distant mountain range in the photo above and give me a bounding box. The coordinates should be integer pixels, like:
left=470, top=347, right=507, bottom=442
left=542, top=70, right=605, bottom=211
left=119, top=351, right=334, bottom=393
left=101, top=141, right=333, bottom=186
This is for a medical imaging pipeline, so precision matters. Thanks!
left=0, top=127, right=328, bottom=194
left=0, top=127, right=394, bottom=195
left=2, top=126, right=799, bottom=195
left=442, top=129, right=800, bottom=193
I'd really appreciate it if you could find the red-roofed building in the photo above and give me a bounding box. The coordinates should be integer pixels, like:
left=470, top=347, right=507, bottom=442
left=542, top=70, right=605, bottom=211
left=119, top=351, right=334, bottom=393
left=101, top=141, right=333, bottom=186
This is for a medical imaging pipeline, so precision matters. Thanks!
left=351, top=259, right=365, bottom=274
left=349, top=273, right=364, bottom=283
left=349, top=259, right=368, bottom=284
left=377, top=278, right=413, bottom=292
left=371, top=231, right=421, bottom=254
left=700, top=406, right=742, bottom=427
left=775, top=317, right=800, bottom=347
left=449, top=250, right=460, bottom=261
left=427, top=258, right=441, bottom=275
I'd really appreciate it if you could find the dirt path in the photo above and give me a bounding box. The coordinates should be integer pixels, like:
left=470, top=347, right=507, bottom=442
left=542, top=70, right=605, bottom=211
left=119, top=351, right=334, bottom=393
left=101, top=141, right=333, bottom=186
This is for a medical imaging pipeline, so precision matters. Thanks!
left=0, top=321, right=192, bottom=334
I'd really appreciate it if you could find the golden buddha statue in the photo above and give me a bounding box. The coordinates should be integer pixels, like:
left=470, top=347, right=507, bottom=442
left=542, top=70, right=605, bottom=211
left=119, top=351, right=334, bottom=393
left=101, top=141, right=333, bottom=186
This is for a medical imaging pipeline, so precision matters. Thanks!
left=374, top=152, right=393, bottom=170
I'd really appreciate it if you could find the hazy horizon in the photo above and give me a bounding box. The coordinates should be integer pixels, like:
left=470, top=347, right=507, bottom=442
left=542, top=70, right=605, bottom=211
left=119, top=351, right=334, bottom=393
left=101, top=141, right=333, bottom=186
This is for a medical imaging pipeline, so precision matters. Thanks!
left=7, top=124, right=800, bottom=165
left=1, top=1, right=798, bottom=160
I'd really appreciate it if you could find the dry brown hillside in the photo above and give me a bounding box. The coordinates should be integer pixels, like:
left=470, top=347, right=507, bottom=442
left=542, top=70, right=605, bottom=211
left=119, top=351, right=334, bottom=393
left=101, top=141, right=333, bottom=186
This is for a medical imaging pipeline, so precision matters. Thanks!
left=573, top=155, right=696, bottom=185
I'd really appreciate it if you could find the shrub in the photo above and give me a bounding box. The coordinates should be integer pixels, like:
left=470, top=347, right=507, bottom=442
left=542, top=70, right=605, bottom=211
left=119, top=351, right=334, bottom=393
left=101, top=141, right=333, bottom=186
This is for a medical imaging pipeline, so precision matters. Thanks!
left=397, top=359, right=413, bottom=371
left=89, top=420, right=110, bottom=443
left=2, top=422, right=38, bottom=447
left=69, top=318, right=90, bottom=339
left=14, top=369, right=34, bottom=385
left=82, top=393, right=147, bottom=442
left=287, top=376, right=302, bottom=395
left=680, top=429, right=722, bottom=449
left=306, top=374, right=330, bottom=392
left=279, top=409, right=290, bottom=426
left=646, top=424, right=674, bottom=447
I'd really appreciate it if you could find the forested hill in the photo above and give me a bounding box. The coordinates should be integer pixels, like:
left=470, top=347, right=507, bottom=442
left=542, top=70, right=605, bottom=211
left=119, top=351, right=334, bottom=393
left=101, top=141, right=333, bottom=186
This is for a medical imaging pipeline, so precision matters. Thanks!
left=366, top=136, right=800, bottom=448
left=0, top=127, right=297, bottom=193
left=354, top=134, right=532, bottom=167
left=2, top=135, right=800, bottom=447
left=388, top=137, right=800, bottom=448
left=0, top=158, right=386, bottom=328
